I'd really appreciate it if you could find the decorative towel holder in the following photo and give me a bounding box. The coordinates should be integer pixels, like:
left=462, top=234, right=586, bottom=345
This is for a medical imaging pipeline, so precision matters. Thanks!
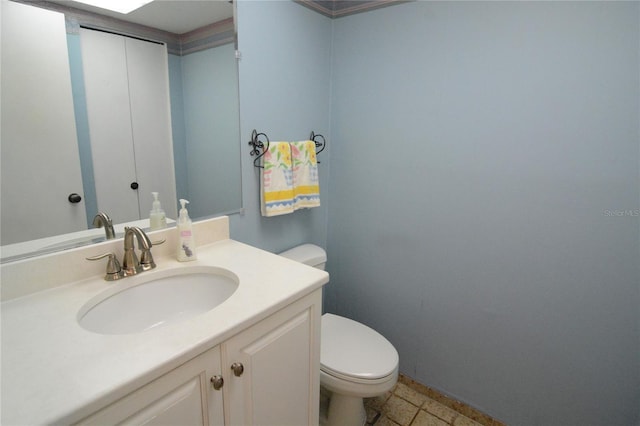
left=248, top=129, right=326, bottom=168
left=248, top=129, right=270, bottom=168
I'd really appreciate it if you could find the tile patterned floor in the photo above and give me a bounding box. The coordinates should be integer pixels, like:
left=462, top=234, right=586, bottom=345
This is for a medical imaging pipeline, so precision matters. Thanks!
left=363, top=375, right=506, bottom=426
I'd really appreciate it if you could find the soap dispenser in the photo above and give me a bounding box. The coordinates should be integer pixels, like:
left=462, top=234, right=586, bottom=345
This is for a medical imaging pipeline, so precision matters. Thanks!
left=149, top=192, right=167, bottom=230
left=176, top=199, right=197, bottom=261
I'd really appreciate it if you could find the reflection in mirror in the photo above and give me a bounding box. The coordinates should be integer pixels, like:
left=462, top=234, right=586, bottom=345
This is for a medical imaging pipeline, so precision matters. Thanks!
left=0, top=0, right=241, bottom=262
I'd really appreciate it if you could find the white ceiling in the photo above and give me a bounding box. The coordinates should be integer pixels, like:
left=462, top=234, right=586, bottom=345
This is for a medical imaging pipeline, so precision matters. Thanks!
left=48, top=0, right=233, bottom=34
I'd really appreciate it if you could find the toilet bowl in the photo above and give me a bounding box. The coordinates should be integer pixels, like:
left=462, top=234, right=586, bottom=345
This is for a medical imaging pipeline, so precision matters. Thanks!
left=279, top=244, right=399, bottom=426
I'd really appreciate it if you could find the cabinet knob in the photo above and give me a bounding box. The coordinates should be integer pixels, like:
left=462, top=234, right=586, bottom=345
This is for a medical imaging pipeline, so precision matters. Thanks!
left=68, top=193, right=82, bottom=203
left=210, top=375, right=224, bottom=390
left=231, top=362, right=244, bottom=377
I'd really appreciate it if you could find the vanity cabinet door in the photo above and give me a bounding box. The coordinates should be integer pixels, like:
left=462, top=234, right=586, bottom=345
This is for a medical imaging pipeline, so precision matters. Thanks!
left=222, top=290, right=322, bottom=426
left=77, top=346, right=224, bottom=426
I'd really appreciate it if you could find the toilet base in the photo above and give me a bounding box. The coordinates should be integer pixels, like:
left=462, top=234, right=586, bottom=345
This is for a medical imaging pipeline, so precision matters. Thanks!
left=320, top=366, right=398, bottom=426
left=326, top=392, right=366, bottom=426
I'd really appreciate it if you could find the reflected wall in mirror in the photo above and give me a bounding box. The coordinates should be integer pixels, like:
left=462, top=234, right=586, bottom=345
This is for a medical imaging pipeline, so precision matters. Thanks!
left=0, top=0, right=241, bottom=262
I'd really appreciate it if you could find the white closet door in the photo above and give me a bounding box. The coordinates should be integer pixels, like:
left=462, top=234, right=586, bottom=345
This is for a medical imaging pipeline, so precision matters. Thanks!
left=1, top=1, right=87, bottom=245
left=80, top=28, right=139, bottom=223
left=125, top=37, right=178, bottom=220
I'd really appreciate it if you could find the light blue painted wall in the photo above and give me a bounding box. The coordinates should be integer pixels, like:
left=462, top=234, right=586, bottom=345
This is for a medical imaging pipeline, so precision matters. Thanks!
left=326, top=2, right=639, bottom=425
left=168, top=54, right=189, bottom=203
left=230, top=0, right=332, bottom=253
left=181, top=44, right=242, bottom=218
left=170, top=44, right=241, bottom=219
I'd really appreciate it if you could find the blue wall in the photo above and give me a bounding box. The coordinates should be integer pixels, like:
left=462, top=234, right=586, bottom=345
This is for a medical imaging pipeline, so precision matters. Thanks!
left=233, top=1, right=639, bottom=424
left=182, top=44, right=241, bottom=218
left=168, top=54, right=189, bottom=203
left=326, top=2, right=639, bottom=425
left=173, top=44, right=242, bottom=218
left=230, top=0, right=332, bottom=253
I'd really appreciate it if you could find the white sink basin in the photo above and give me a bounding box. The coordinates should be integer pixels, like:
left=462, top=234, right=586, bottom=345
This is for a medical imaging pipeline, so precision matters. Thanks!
left=78, top=266, right=239, bottom=334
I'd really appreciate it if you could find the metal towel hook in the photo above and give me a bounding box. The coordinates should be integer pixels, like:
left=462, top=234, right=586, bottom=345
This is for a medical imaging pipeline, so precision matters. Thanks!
left=248, top=129, right=270, bottom=168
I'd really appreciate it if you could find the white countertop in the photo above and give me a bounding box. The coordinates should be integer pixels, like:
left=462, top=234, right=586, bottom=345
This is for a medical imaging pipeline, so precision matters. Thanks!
left=1, top=223, right=328, bottom=424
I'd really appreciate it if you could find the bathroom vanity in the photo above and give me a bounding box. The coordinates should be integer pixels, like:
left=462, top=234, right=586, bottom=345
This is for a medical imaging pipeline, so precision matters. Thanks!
left=1, top=217, right=328, bottom=425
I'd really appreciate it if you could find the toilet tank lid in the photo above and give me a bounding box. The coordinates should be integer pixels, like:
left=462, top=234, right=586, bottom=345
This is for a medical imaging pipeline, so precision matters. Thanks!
left=279, top=244, right=327, bottom=266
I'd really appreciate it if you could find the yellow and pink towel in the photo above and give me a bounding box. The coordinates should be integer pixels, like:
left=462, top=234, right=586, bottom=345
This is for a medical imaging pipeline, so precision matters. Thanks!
left=261, top=142, right=294, bottom=216
left=261, top=140, right=320, bottom=217
left=291, top=140, right=320, bottom=210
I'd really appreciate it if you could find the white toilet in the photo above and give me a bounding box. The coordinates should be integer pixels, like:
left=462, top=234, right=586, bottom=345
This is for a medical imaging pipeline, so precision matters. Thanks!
left=279, top=244, right=399, bottom=426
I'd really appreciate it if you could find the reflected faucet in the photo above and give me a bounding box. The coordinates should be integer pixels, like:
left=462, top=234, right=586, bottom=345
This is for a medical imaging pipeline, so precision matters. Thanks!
left=92, top=212, right=116, bottom=240
left=122, top=226, right=155, bottom=276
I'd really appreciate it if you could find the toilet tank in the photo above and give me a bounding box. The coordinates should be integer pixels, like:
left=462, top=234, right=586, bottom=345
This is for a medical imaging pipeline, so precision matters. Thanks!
left=279, top=244, right=327, bottom=270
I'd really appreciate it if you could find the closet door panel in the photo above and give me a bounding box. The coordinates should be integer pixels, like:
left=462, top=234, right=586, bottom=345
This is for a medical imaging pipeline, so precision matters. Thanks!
left=80, top=29, right=139, bottom=223
left=125, top=37, right=178, bottom=220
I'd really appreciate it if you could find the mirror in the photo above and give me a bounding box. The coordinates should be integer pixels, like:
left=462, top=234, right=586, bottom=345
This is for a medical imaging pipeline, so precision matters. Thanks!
left=0, top=0, right=241, bottom=262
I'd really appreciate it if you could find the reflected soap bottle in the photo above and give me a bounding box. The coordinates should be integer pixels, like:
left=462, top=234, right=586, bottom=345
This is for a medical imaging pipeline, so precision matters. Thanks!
left=149, top=192, right=167, bottom=230
left=176, top=199, right=197, bottom=262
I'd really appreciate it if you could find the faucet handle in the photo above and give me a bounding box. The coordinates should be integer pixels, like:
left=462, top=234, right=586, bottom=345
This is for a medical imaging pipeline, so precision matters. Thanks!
left=87, top=252, right=123, bottom=281
left=139, top=239, right=165, bottom=271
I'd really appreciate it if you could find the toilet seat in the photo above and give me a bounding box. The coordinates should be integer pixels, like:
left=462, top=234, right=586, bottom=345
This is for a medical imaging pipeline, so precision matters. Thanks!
left=322, top=367, right=397, bottom=385
left=321, top=313, right=399, bottom=382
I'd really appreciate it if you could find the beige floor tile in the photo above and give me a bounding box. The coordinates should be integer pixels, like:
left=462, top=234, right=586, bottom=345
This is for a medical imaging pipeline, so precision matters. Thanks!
left=383, top=395, right=420, bottom=426
left=422, top=398, right=459, bottom=423
left=366, top=391, right=393, bottom=411
left=371, top=375, right=502, bottom=426
left=377, top=416, right=402, bottom=426
left=411, top=410, right=451, bottom=426
left=453, top=415, right=483, bottom=426
left=394, top=382, right=429, bottom=407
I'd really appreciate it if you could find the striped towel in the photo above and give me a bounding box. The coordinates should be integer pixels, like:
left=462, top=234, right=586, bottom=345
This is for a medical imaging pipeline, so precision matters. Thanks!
left=261, top=142, right=294, bottom=216
left=291, top=140, right=320, bottom=210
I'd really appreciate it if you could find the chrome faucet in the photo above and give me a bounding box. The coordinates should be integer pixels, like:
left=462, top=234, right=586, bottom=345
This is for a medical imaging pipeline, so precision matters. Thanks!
left=87, top=227, right=163, bottom=281
left=122, top=226, right=156, bottom=276
left=92, top=212, right=116, bottom=240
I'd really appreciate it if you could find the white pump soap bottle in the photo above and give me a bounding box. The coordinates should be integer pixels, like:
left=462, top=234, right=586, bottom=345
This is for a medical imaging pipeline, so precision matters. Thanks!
left=149, top=192, right=167, bottom=230
left=176, top=199, right=197, bottom=261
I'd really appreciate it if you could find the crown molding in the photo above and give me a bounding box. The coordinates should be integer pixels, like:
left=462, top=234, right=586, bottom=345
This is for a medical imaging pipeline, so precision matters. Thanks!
left=295, top=0, right=410, bottom=18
